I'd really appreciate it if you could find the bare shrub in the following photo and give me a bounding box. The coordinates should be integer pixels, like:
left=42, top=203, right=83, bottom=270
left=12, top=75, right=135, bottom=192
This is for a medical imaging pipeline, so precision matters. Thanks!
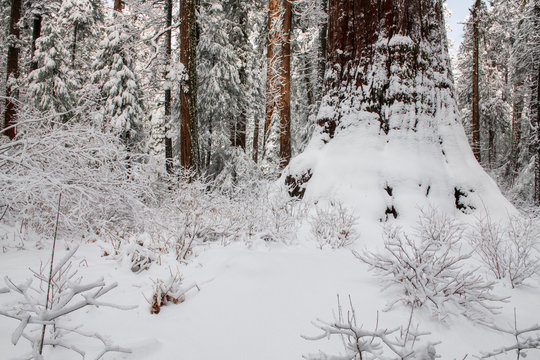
left=470, top=215, right=540, bottom=288
left=310, top=202, right=358, bottom=249
left=479, top=309, right=540, bottom=359
left=355, top=211, right=504, bottom=319
left=147, top=271, right=199, bottom=314
left=123, top=242, right=156, bottom=273
left=262, top=191, right=303, bottom=244
left=0, top=246, right=134, bottom=359
left=303, top=296, right=438, bottom=360
left=0, top=115, right=158, bottom=237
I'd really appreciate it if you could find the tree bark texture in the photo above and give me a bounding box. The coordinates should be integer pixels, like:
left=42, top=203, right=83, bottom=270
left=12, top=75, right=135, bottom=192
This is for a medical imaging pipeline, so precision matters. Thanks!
left=252, top=118, right=260, bottom=163
left=3, top=0, right=22, bottom=140
left=180, top=0, right=200, bottom=170
left=471, top=0, right=481, bottom=162
left=114, top=0, right=123, bottom=12
left=279, top=0, right=292, bottom=169
left=164, top=0, right=173, bottom=174
left=317, top=0, right=451, bottom=138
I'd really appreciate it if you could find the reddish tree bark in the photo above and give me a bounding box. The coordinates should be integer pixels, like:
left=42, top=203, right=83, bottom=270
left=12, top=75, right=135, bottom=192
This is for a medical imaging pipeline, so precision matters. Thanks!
left=114, top=0, right=123, bottom=12
left=179, top=0, right=200, bottom=170
left=3, top=0, right=22, bottom=140
left=279, top=0, right=292, bottom=169
left=317, top=0, right=449, bottom=137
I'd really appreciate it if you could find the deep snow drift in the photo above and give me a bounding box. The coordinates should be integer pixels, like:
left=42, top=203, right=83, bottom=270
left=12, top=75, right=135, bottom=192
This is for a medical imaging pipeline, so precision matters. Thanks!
left=1, top=218, right=539, bottom=359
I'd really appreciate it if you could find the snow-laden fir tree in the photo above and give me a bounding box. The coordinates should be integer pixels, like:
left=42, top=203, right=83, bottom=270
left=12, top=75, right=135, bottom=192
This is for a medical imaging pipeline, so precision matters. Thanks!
left=284, top=0, right=515, bottom=227
left=455, top=0, right=512, bottom=171
left=290, top=0, right=327, bottom=156
left=27, top=1, right=80, bottom=122
left=197, top=0, right=264, bottom=186
left=92, top=1, right=144, bottom=149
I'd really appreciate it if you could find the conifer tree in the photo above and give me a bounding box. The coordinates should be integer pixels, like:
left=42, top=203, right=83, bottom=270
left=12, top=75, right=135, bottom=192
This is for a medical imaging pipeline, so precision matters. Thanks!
left=92, top=0, right=144, bottom=148
left=3, top=0, right=22, bottom=139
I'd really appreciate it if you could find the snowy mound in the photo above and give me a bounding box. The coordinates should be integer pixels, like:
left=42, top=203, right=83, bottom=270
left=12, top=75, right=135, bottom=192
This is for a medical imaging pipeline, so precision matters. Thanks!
left=284, top=103, right=514, bottom=226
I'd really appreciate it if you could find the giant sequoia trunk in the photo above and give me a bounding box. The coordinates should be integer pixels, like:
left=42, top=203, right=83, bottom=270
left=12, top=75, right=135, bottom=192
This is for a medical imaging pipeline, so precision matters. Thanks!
left=284, top=0, right=513, bottom=224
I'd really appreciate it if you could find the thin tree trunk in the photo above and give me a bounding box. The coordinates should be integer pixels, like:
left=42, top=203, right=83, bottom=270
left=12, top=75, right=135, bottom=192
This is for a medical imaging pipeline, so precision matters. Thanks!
left=3, top=0, right=22, bottom=140
left=471, top=0, right=481, bottom=162
left=535, top=65, right=540, bottom=204
left=317, top=0, right=327, bottom=96
left=164, top=0, right=173, bottom=173
left=252, top=117, right=260, bottom=163
left=488, top=118, right=495, bottom=169
left=31, top=14, right=42, bottom=71
left=279, top=0, right=292, bottom=169
left=180, top=0, right=200, bottom=170
left=511, top=82, right=523, bottom=179
left=71, top=23, right=79, bottom=67
left=264, top=0, right=280, bottom=148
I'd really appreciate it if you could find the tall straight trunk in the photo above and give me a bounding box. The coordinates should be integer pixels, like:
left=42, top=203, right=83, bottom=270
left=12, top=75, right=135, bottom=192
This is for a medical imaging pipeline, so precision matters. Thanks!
left=279, top=0, right=292, bottom=169
left=264, top=0, right=280, bottom=148
left=31, top=14, right=42, bottom=71
left=3, top=0, right=22, bottom=140
left=231, top=4, right=248, bottom=152
left=179, top=0, right=200, bottom=170
left=317, top=0, right=327, bottom=95
left=252, top=118, right=260, bottom=162
left=71, top=23, right=79, bottom=67
left=511, top=84, right=523, bottom=178
left=164, top=0, right=173, bottom=173
left=471, top=0, right=481, bottom=162
left=535, top=65, right=540, bottom=204
left=488, top=118, right=495, bottom=169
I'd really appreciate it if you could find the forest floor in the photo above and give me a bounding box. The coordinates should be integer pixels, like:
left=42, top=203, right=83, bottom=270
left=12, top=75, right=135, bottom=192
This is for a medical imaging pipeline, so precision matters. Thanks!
left=1, top=222, right=539, bottom=360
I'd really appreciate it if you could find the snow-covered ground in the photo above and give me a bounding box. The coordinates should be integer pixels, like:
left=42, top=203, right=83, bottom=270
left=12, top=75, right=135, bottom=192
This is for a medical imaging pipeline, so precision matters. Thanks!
left=1, top=222, right=539, bottom=360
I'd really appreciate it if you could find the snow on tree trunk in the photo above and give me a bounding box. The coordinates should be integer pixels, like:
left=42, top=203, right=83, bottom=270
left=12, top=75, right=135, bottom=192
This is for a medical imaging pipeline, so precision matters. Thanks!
left=264, top=0, right=281, bottom=152
left=180, top=0, right=200, bottom=170
left=3, top=0, right=21, bottom=140
left=283, top=0, right=514, bottom=224
left=472, top=0, right=481, bottom=162
left=164, top=0, right=173, bottom=174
